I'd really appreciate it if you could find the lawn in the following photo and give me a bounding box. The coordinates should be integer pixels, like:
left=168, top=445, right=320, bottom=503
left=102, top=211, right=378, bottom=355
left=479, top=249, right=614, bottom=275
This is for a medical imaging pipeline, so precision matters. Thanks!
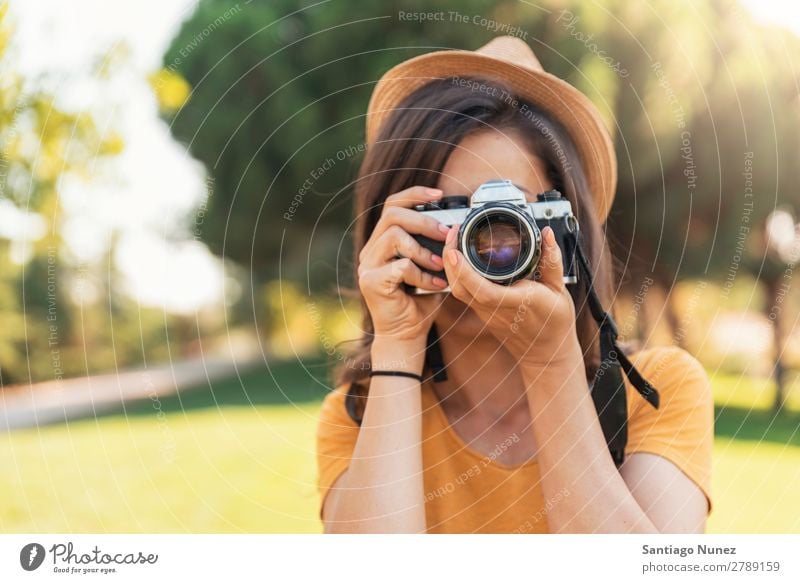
left=1, top=360, right=798, bottom=533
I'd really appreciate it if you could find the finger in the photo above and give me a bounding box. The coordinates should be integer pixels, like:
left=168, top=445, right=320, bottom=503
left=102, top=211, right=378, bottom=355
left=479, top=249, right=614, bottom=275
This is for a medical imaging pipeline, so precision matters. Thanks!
left=441, top=224, right=503, bottom=306
left=373, top=206, right=450, bottom=242
left=373, top=225, right=444, bottom=272
left=537, top=226, right=565, bottom=289
left=383, top=185, right=443, bottom=209
left=378, top=257, right=448, bottom=292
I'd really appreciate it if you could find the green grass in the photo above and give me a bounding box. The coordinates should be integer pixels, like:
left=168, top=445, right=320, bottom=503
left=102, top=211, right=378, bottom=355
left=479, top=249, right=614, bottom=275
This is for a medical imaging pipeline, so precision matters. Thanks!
left=1, top=359, right=798, bottom=533
left=0, top=359, right=329, bottom=533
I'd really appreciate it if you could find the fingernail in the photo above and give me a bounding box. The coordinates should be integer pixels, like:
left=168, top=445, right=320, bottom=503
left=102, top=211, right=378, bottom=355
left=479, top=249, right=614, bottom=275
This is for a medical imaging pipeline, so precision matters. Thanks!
left=431, top=254, right=443, bottom=267
left=433, top=276, right=447, bottom=287
left=447, top=249, right=459, bottom=266
left=438, top=223, right=450, bottom=235
left=445, top=225, right=456, bottom=245
left=545, top=227, right=555, bottom=245
left=426, top=188, right=443, bottom=197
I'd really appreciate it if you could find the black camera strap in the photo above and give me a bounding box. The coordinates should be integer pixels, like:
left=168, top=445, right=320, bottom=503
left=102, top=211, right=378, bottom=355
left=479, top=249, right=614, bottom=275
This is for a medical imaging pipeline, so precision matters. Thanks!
left=570, top=229, right=660, bottom=466
left=425, top=323, right=448, bottom=382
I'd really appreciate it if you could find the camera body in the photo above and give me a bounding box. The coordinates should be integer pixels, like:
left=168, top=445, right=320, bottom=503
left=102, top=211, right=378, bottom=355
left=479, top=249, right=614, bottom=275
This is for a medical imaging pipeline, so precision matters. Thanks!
left=411, top=180, right=578, bottom=294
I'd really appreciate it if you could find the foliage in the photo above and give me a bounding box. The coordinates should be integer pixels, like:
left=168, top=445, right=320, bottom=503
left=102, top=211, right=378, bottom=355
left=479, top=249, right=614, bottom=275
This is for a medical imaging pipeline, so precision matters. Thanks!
left=163, top=0, right=529, bottom=289
left=163, top=0, right=800, bottom=296
left=0, top=7, right=105, bottom=383
left=0, top=7, right=200, bottom=383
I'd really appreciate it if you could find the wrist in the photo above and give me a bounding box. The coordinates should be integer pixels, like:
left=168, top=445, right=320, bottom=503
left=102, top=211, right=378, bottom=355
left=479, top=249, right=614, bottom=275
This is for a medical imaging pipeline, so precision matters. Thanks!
left=522, top=346, right=590, bottom=432
left=519, top=334, right=584, bottom=381
left=370, top=337, right=426, bottom=374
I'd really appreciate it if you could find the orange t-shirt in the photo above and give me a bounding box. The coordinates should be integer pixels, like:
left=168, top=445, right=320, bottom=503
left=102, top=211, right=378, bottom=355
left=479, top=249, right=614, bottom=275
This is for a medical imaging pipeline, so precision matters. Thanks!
left=316, top=346, right=713, bottom=533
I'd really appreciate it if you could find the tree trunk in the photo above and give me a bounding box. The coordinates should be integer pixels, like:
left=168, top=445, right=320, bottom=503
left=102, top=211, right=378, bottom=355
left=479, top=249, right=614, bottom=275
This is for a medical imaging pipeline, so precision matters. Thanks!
left=662, top=285, right=686, bottom=349
left=764, top=278, right=787, bottom=414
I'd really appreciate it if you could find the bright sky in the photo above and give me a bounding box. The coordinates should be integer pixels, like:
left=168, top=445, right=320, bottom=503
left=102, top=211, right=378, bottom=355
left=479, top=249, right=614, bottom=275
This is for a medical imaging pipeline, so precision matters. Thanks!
left=5, top=0, right=800, bottom=314
left=741, top=0, right=800, bottom=36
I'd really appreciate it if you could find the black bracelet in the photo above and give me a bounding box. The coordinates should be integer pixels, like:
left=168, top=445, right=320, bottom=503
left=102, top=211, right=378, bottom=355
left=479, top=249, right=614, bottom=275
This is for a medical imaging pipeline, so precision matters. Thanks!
left=368, top=370, right=423, bottom=382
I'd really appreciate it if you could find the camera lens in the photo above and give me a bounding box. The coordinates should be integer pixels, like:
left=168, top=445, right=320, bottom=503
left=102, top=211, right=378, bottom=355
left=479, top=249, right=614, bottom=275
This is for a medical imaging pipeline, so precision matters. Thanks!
left=469, top=218, right=525, bottom=271
left=461, top=206, right=540, bottom=284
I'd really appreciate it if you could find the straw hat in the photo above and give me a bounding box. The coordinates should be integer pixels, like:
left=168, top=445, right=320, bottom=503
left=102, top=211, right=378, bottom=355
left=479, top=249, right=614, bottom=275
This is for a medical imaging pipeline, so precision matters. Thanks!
left=366, top=36, right=617, bottom=222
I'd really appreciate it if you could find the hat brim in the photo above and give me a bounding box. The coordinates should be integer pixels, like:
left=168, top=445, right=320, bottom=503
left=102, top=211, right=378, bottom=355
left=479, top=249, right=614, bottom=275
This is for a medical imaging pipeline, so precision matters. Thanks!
left=366, top=50, right=617, bottom=222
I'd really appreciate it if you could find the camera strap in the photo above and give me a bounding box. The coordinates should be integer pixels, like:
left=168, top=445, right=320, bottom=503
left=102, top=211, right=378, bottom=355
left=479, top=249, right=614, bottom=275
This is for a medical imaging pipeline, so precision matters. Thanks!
left=425, top=323, right=449, bottom=382
left=570, top=229, right=660, bottom=466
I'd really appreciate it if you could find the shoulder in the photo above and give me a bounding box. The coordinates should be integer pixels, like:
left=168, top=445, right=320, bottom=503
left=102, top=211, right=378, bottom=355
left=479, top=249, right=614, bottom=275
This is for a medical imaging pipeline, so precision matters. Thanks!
left=626, top=345, right=712, bottom=414
left=623, top=345, right=714, bottom=448
left=316, top=385, right=360, bottom=471
left=628, top=345, right=707, bottom=384
left=318, top=385, right=359, bottom=430
left=316, top=385, right=360, bottom=506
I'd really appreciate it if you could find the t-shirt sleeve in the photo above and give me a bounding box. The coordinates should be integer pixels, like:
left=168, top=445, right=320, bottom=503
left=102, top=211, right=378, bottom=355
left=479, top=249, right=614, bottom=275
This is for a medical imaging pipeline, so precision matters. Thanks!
left=316, top=386, right=360, bottom=514
left=624, top=346, right=714, bottom=513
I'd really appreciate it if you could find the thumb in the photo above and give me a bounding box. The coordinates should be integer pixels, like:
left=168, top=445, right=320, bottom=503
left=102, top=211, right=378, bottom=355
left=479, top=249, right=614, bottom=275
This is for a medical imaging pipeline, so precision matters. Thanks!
left=537, top=226, right=564, bottom=289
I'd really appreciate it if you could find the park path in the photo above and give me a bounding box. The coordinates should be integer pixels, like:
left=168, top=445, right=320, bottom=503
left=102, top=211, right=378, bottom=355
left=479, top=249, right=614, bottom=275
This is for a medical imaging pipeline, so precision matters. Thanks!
left=0, top=344, right=262, bottom=431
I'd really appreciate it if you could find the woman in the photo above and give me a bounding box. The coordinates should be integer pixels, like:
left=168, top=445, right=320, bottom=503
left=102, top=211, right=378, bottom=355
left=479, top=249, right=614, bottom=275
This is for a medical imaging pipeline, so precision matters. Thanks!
left=316, top=36, right=713, bottom=533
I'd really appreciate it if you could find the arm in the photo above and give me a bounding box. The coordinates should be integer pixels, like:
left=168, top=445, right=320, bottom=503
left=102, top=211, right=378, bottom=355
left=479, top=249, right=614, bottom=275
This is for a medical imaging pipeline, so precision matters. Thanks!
left=322, top=339, right=427, bottom=533
left=620, top=452, right=707, bottom=533
left=321, top=185, right=449, bottom=533
left=441, top=224, right=707, bottom=533
left=520, top=348, right=706, bottom=533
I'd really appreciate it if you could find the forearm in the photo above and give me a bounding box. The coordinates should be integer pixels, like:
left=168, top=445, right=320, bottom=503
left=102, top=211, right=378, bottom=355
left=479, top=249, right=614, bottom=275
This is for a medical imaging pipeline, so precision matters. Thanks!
left=325, top=339, right=426, bottom=533
left=522, top=345, right=658, bottom=533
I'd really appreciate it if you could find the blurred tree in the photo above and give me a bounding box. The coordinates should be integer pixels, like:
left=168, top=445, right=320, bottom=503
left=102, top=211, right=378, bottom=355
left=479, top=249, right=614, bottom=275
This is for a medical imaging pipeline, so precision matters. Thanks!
left=163, top=0, right=524, bottom=294
left=745, top=210, right=800, bottom=413
left=0, top=5, right=179, bottom=384
left=163, top=0, right=800, bottom=348
left=0, top=3, right=109, bottom=383
left=512, top=0, right=800, bottom=341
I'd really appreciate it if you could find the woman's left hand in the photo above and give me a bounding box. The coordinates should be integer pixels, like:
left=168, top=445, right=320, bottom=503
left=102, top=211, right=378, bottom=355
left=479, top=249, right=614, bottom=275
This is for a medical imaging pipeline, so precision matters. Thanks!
left=442, top=224, right=582, bottom=369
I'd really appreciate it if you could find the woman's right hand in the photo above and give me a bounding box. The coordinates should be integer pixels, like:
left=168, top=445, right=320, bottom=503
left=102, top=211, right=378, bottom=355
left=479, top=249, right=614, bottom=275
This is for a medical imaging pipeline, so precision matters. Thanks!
left=357, top=186, right=451, bottom=343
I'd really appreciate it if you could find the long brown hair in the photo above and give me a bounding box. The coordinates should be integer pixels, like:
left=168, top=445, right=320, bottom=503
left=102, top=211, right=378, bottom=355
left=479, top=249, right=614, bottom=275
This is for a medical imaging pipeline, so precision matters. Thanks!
left=336, top=76, right=616, bottom=404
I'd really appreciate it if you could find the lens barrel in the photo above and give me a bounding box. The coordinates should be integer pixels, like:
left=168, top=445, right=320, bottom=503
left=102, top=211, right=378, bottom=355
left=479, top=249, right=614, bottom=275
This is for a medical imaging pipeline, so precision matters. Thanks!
left=459, top=203, right=541, bottom=285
